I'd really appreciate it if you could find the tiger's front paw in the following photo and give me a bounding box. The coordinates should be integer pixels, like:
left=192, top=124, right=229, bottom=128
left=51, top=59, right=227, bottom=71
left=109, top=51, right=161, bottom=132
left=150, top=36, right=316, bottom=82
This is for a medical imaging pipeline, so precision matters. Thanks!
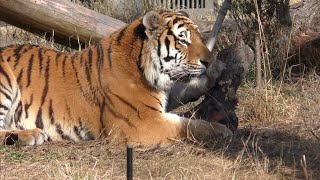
left=190, top=121, right=233, bottom=141
left=210, top=122, right=233, bottom=138
left=5, top=128, right=48, bottom=146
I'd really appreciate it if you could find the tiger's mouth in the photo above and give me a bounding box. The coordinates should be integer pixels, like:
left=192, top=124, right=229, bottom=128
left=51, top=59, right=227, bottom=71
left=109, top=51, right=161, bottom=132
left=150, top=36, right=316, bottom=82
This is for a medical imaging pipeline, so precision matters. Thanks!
left=170, top=69, right=207, bottom=82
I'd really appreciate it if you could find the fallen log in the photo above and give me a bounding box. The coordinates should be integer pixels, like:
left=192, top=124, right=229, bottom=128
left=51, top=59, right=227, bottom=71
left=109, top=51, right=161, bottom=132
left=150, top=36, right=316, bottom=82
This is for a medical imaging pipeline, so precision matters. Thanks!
left=0, top=0, right=126, bottom=48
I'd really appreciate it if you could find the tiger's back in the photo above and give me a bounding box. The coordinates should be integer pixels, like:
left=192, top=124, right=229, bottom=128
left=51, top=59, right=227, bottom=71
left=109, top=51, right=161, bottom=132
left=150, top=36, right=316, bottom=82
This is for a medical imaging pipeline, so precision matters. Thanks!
left=0, top=10, right=232, bottom=146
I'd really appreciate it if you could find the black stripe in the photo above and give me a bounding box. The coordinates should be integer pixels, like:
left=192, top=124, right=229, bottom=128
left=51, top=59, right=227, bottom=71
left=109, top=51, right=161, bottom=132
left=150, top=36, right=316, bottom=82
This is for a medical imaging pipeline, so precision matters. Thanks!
left=70, top=59, right=98, bottom=105
left=0, top=88, right=12, bottom=101
left=14, top=101, right=22, bottom=125
left=74, top=124, right=83, bottom=140
left=0, top=104, right=9, bottom=111
left=38, top=48, right=44, bottom=75
left=0, top=81, right=12, bottom=94
left=97, top=46, right=103, bottom=89
left=80, top=52, right=84, bottom=65
left=173, top=17, right=178, bottom=25
left=56, top=124, right=71, bottom=140
left=147, top=92, right=163, bottom=109
left=26, top=54, right=34, bottom=87
left=113, top=93, right=140, bottom=117
left=71, top=53, right=77, bottom=64
left=62, top=55, right=68, bottom=78
left=74, top=123, right=95, bottom=141
left=99, top=100, right=106, bottom=135
left=88, top=48, right=93, bottom=68
left=180, top=39, right=190, bottom=46
left=134, top=23, right=147, bottom=40
left=24, top=94, right=33, bottom=119
left=85, top=49, right=100, bottom=105
left=144, top=104, right=162, bottom=113
left=41, top=56, right=50, bottom=106
left=116, top=27, right=127, bottom=44
left=165, top=37, right=171, bottom=54
left=177, top=24, right=184, bottom=28
left=35, top=108, right=44, bottom=129
left=0, top=65, right=13, bottom=88
left=85, top=49, right=92, bottom=85
left=105, top=102, right=135, bottom=128
left=48, top=99, right=54, bottom=124
left=164, top=56, right=175, bottom=62
left=106, top=44, right=112, bottom=69
left=136, top=41, right=144, bottom=73
left=16, top=69, right=24, bottom=84
left=99, top=44, right=105, bottom=67
left=55, top=52, right=62, bottom=66
left=173, top=17, right=186, bottom=24
left=157, top=38, right=161, bottom=57
left=159, top=57, right=163, bottom=71
left=167, top=29, right=174, bottom=36
left=13, top=45, right=25, bottom=68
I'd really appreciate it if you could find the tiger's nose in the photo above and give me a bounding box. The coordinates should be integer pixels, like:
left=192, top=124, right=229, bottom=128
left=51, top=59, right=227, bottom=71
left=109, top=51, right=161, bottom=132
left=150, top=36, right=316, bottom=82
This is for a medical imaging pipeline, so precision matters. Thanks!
left=200, top=58, right=213, bottom=68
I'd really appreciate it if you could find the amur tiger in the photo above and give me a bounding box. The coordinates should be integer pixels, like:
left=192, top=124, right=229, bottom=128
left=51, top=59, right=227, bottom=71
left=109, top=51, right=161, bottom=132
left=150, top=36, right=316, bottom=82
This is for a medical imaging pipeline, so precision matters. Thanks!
left=0, top=10, right=232, bottom=146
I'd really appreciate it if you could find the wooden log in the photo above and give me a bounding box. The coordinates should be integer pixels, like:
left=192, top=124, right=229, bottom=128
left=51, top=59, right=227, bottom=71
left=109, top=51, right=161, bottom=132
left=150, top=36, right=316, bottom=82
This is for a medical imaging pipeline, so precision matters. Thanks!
left=0, top=0, right=126, bottom=47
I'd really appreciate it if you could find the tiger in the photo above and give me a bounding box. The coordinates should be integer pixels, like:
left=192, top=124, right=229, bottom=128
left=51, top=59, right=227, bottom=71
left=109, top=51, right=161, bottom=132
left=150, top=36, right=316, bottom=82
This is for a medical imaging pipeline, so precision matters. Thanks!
left=0, top=10, right=232, bottom=146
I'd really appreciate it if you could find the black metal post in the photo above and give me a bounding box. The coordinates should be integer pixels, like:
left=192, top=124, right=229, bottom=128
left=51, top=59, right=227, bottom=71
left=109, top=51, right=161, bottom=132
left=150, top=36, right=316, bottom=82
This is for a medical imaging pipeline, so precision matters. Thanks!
left=127, top=144, right=133, bottom=180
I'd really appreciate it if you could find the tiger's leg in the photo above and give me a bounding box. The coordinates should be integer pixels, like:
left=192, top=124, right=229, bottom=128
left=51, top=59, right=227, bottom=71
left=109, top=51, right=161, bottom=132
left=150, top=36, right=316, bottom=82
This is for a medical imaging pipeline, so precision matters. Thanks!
left=164, top=113, right=233, bottom=141
left=0, top=58, right=48, bottom=145
left=0, top=128, right=48, bottom=145
left=0, top=58, right=16, bottom=130
left=128, top=113, right=233, bottom=146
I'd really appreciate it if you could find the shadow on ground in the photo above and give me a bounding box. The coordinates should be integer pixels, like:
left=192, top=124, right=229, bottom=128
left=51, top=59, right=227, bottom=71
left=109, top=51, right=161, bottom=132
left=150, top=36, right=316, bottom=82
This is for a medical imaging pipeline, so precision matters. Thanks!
left=207, top=127, right=320, bottom=179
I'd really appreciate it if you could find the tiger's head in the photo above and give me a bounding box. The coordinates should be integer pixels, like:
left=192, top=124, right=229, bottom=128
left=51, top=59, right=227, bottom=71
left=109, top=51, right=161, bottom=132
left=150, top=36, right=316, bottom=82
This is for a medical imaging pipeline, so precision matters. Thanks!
left=139, top=10, right=213, bottom=91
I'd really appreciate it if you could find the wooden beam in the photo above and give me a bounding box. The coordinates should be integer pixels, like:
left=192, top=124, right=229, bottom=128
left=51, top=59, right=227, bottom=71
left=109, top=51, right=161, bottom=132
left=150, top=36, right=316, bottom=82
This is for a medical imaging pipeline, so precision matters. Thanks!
left=0, top=0, right=127, bottom=47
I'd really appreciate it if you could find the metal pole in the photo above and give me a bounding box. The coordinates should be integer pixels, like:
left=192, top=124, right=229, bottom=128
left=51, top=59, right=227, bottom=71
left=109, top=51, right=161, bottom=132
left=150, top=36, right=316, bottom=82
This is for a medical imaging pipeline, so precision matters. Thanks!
left=127, top=144, right=133, bottom=180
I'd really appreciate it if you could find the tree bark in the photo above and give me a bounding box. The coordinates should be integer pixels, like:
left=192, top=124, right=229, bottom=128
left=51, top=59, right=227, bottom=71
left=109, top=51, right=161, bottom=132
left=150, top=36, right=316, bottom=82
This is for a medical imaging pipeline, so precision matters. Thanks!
left=289, top=0, right=320, bottom=71
left=0, top=0, right=126, bottom=48
left=290, top=0, right=320, bottom=36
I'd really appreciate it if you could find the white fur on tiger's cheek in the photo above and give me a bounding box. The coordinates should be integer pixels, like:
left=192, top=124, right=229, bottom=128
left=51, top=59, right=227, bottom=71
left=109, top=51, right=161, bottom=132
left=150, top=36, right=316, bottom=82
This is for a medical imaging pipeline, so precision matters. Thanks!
left=2, top=99, right=12, bottom=108
left=143, top=49, right=172, bottom=90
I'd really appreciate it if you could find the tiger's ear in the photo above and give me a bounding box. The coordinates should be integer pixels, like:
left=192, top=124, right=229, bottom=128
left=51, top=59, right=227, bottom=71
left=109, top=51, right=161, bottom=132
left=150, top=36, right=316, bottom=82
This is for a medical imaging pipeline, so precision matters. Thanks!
left=177, top=11, right=189, bottom=18
left=143, top=10, right=161, bottom=38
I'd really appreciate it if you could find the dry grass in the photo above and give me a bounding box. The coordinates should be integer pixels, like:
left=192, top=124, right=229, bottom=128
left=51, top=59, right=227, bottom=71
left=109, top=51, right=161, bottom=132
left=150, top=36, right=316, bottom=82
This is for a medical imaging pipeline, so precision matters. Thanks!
left=1, top=1, right=320, bottom=179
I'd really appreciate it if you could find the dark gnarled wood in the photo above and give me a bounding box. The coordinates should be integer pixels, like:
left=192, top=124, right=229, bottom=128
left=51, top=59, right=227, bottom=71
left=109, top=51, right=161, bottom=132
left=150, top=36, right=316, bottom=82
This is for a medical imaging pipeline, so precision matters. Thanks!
left=185, top=36, right=254, bottom=132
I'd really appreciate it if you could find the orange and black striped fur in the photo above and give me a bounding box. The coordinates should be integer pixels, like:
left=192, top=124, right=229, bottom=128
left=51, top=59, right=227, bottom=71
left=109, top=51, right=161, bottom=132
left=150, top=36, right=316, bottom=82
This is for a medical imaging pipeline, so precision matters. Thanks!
left=0, top=10, right=232, bottom=146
